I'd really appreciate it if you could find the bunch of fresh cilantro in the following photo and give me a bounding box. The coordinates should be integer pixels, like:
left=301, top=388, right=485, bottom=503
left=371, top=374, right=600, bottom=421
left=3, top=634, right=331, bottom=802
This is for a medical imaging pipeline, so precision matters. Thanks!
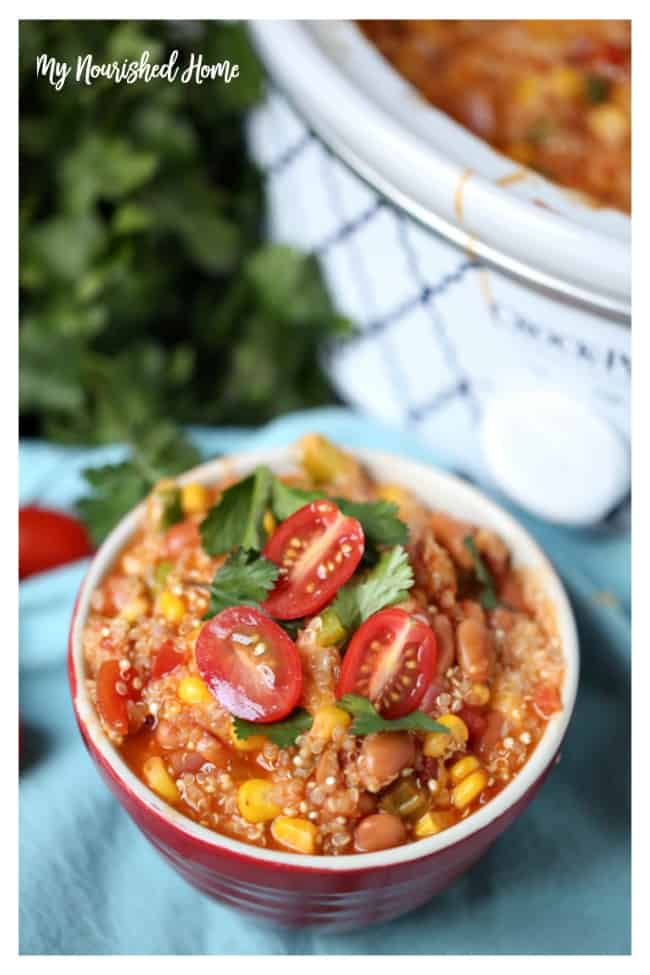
left=19, top=21, right=351, bottom=448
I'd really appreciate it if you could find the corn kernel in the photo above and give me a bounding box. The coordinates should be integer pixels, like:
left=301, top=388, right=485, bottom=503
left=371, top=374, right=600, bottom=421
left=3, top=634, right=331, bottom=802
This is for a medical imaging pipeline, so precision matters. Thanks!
left=515, top=75, right=542, bottom=106
left=120, top=596, right=150, bottom=623
left=156, top=590, right=186, bottom=624
left=413, top=810, right=456, bottom=838
left=143, top=756, right=179, bottom=803
left=263, top=510, right=277, bottom=536
left=467, top=683, right=491, bottom=707
left=271, top=816, right=318, bottom=854
left=452, top=769, right=488, bottom=809
left=376, top=484, right=418, bottom=520
left=548, top=65, right=581, bottom=98
left=423, top=714, right=469, bottom=758
left=299, top=433, right=357, bottom=485
left=230, top=719, right=266, bottom=752
left=181, top=482, right=208, bottom=516
left=237, top=779, right=281, bottom=823
left=588, top=105, right=629, bottom=145
left=178, top=676, right=213, bottom=705
left=449, top=754, right=481, bottom=785
left=310, top=705, right=351, bottom=741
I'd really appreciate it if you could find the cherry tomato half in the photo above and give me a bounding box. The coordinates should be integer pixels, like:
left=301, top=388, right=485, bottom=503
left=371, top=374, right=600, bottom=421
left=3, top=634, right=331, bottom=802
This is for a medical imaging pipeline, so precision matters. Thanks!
left=150, top=640, right=185, bottom=680
left=19, top=506, right=92, bottom=580
left=196, top=606, right=302, bottom=722
left=262, top=500, right=364, bottom=620
left=336, top=608, right=437, bottom=719
left=96, top=659, right=141, bottom=736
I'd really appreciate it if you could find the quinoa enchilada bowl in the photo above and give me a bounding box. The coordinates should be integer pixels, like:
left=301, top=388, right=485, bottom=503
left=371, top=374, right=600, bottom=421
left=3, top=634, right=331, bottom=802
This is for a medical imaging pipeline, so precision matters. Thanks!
left=68, top=436, right=578, bottom=928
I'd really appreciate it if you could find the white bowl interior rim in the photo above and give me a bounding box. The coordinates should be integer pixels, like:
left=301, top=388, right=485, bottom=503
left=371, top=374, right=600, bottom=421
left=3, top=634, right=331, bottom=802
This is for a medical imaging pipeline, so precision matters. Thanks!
left=71, top=445, right=579, bottom=872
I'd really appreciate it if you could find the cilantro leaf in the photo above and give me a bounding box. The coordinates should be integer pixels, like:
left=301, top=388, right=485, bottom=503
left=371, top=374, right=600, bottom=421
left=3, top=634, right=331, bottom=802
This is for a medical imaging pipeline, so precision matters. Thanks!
left=271, top=480, right=320, bottom=520
left=330, top=545, right=414, bottom=633
left=271, top=479, right=407, bottom=548
left=336, top=499, right=407, bottom=548
left=76, top=424, right=201, bottom=545
left=232, top=708, right=313, bottom=748
left=200, top=465, right=273, bottom=555
left=204, top=548, right=279, bottom=619
left=338, top=695, right=449, bottom=736
left=463, top=535, right=500, bottom=610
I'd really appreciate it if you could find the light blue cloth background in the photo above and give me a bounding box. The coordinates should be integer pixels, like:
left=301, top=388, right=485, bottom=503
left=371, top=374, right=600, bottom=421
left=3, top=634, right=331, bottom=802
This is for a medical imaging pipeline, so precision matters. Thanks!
left=19, top=407, right=630, bottom=955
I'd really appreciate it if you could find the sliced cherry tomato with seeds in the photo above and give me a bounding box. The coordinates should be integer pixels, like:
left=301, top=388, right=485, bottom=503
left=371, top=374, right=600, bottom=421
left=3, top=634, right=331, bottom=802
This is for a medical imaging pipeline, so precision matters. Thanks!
left=151, top=640, right=186, bottom=680
left=96, top=659, right=141, bottom=736
left=196, top=606, right=302, bottom=722
left=262, top=500, right=364, bottom=620
left=336, top=608, right=437, bottom=719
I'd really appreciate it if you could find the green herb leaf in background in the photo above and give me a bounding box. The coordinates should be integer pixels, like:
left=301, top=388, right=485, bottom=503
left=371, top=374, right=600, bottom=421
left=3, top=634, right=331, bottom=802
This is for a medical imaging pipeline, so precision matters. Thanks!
left=463, top=534, right=500, bottom=610
left=204, top=548, right=279, bottom=619
left=232, top=708, right=314, bottom=748
left=338, top=694, right=449, bottom=736
left=19, top=21, right=352, bottom=446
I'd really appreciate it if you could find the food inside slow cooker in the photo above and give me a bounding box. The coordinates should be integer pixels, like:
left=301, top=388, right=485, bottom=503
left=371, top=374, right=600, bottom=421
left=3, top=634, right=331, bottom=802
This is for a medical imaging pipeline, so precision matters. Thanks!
left=359, top=20, right=630, bottom=213
left=83, top=434, right=565, bottom=856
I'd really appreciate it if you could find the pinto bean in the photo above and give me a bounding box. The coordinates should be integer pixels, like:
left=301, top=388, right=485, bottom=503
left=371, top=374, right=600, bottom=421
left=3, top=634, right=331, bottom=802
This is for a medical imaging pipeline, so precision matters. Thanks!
left=430, top=511, right=475, bottom=569
left=155, top=718, right=187, bottom=750
left=456, top=617, right=492, bottom=683
left=476, top=709, right=505, bottom=759
left=432, top=614, right=456, bottom=675
left=167, top=749, right=206, bottom=776
left=358, top=733, right=416, bottom=793
left=354, top=813, right=407, bottom=852
left=474, top=528, right=510, bottom=580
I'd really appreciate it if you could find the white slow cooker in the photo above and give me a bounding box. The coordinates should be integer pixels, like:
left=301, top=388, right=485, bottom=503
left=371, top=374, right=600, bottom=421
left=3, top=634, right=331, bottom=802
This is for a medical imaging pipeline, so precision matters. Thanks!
left=248, top=20, right=630, bottom=526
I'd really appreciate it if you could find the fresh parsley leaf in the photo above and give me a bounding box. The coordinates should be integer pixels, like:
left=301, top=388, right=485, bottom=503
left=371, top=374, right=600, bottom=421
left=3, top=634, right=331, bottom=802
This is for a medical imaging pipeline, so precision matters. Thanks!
left=271, top=480, right=321, bottom=520
left=271, top=479, right=407, bottom=548
left=338, top=694, right=449, bottom=736
left=463, top=535, right=499, bottom=610
left=330, top=545, right=414, bottom=633
left=76, top=424, right=201, bottom=545
left=336, top=499, right=407, bottom=548
left=204, top=548, right=279, bottom=619
left=232, top=708, right=313, bottom=748
left=200, top=465, right=273, bottom=555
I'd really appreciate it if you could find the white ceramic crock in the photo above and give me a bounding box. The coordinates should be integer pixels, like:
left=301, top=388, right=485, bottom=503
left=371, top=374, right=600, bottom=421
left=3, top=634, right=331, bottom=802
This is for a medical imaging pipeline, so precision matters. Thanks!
left=247, top=21, right=631, bottom=522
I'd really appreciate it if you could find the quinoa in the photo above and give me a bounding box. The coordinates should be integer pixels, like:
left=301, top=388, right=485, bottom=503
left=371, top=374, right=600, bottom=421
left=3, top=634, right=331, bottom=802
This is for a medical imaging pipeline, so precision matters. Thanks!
left=83, top=436, right=565, bottom=855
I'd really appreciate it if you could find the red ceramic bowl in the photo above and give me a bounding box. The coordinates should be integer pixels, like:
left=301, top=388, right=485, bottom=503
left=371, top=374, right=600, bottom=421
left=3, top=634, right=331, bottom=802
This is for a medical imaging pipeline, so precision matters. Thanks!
left=68, top=446, right=579, bottom=930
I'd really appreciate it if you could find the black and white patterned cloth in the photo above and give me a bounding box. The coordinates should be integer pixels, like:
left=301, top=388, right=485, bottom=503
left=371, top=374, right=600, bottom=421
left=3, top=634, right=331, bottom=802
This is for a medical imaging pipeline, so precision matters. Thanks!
left=248, top=88, right=630, bottom=481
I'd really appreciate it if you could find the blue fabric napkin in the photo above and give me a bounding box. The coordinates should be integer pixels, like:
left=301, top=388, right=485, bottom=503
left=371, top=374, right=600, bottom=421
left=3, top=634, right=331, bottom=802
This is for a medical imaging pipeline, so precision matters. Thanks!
left=19, top=407, right=630, bottom=955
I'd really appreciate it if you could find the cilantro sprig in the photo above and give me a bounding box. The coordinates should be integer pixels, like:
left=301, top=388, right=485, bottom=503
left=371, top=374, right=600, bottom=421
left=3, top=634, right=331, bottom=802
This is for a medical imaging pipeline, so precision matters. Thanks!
left=200, top=465, right=272, bottom=555
left=330, top=545, right=414, bottom=633
left=463, top=535, right=500, bottom=610
left=338, top=695, right=449, bottom=736
left=231, top=694, right=450, bottom=747
left=271, top=480, right=407, bottom=549
left=203, top=548, right=279, bottom=619
left=233, top=709, right=313, bottom=748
